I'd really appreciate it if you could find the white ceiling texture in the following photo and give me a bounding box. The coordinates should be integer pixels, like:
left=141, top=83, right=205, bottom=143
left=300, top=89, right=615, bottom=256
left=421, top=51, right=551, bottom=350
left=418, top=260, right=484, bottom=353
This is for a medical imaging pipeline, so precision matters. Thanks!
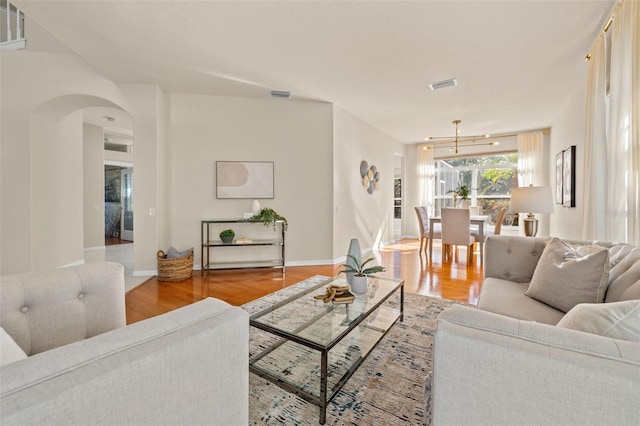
left=15, top=0, right=615, bottom=144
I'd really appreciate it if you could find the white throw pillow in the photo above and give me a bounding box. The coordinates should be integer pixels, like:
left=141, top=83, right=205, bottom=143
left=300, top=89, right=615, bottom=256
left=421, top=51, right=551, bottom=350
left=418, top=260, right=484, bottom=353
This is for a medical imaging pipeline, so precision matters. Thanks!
left=557, top=300, right=640, bottom=342
left=1, top=327, right=27, bottom=366
left=526, top=238, right=610, bottom=313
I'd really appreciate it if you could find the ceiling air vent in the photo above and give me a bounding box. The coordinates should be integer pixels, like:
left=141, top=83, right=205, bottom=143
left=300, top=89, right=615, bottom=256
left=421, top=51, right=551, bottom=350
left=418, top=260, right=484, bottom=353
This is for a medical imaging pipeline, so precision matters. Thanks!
left=269, top=90, right=291, bottom=99
left=429, top=78, right=458, bottom=91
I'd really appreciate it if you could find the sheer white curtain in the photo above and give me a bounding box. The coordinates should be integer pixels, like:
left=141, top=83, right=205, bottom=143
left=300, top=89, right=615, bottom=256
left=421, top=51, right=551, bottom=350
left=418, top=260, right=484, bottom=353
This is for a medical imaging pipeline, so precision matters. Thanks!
left=607, top=0, right=639, bottom=244
left=417, top=145, right=435, bottom=216
left=582, top=34, right=608, bottom=240
left=517, top=131, right=544, bottom=186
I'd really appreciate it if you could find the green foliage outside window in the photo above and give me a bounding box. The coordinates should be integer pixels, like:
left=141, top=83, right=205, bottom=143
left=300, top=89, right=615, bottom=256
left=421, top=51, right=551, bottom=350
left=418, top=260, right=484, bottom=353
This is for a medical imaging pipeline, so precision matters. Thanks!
left=435, top=153, right=518, bottom=225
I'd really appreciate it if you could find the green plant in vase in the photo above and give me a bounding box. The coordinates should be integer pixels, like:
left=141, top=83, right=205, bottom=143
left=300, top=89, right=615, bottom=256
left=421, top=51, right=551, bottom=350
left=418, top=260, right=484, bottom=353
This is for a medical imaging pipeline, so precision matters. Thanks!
left=250, top=207, right=288, bottom=231
left=339, top=255, right=386, bottom=294
left=447, top=184, right=470, bottom=200
left=219, top=229, right=235, bottom=243
left=340, top=255, right=386, bottom=276
left=447, top=184, right=471, bottom=207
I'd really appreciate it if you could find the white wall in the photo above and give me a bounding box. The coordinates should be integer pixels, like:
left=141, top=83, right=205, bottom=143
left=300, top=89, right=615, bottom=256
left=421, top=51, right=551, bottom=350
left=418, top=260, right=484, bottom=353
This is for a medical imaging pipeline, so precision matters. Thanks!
left=405, top=146, right=420, bottom=238
left=166, top=94, right=334, bottom=266
left=0, top=25, right=160, bottom=274
left=549, top=85, right=587, bottom=239
left=118, top=84, right=165, bottom=275
left=30, top=111, right=84, bottom=269
left=83, top=124, right=105, bottom=250
left=332, top=107, right=405, bottom=258
left=104, top=149, right=133, bottom=164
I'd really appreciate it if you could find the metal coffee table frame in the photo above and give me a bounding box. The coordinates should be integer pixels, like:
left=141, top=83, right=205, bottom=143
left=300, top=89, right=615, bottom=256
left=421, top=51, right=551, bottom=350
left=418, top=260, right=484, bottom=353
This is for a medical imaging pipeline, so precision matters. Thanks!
left=249, top=276, right=404, bottom=424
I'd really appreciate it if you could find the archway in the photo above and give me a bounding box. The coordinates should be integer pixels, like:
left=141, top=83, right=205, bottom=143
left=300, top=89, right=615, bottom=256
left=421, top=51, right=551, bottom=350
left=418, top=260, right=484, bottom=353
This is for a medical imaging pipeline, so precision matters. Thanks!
left=30, top=95, right=133, bottom=271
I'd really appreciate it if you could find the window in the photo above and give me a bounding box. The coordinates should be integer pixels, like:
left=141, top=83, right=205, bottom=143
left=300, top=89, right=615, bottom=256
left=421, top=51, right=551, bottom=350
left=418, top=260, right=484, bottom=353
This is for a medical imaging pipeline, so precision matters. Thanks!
left=433, top=153, right=518, bottom=225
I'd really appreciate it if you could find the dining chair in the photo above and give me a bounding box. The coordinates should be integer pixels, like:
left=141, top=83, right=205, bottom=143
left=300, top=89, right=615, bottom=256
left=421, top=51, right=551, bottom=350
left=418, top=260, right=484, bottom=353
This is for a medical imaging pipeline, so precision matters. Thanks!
left=491, top=207, right=508, bottom=236
left=472, top=207, right=507, bottom=241
left=441, top=208, right=478, bottom=266
left=415, top=206, right=441, bottom=257
left=468, top=206, right=481, bottom=235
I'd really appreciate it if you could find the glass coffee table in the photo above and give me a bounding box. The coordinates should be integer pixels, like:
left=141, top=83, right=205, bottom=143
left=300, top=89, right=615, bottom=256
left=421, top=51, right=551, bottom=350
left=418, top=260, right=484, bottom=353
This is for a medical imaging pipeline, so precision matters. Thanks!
left=249, top=275, right=404, bottom=424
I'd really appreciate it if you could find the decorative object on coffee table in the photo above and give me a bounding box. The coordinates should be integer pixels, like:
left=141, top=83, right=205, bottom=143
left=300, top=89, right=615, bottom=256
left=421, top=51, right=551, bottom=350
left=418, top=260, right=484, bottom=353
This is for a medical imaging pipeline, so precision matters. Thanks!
left=314, top=284, right=354, bottom=304
left=345, top=238, right=362, bottom=284
left=219, top=229, right=235, bottom=243
left=340, top=255, right=386, bottom=294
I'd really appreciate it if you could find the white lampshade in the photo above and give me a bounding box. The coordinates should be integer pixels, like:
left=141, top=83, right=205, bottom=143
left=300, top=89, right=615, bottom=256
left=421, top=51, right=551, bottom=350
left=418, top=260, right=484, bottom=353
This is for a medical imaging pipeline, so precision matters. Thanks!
left=509, top=186, right=554, bottom=214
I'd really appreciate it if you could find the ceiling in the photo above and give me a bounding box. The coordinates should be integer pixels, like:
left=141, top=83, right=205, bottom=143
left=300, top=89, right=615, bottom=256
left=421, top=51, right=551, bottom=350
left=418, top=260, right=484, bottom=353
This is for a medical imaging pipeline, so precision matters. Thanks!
left=83, top=106, right=134, bottom=144
left=15, top=0, right=614, bottom=144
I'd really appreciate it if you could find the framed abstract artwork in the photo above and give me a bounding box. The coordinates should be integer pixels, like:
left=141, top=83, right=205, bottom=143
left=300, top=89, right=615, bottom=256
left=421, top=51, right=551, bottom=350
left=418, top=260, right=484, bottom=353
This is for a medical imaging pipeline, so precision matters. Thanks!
left=555, top=151, right=563, bottom=204
left=562, top=146, right=576, bottom=207
left=216, top=161, right=274, bottom=199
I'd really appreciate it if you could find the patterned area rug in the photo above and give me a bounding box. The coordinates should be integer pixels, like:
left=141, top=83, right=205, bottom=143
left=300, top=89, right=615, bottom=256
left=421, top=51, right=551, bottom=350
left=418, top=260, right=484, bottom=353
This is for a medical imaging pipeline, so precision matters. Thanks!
left=242, top=275, right=467, bottom=425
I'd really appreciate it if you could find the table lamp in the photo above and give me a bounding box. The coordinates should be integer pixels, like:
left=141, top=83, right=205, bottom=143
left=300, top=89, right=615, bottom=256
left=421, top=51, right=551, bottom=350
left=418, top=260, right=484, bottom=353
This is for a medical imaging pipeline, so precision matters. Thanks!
left=509, top=186, right=554, bottom=237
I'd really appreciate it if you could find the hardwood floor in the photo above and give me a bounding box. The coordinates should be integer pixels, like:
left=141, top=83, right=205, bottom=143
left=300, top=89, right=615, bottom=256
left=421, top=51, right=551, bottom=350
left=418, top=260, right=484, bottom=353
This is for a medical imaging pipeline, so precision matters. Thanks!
left=105, top=236, right=133, bottom=246
left=125, top=239, right=483, bottom=324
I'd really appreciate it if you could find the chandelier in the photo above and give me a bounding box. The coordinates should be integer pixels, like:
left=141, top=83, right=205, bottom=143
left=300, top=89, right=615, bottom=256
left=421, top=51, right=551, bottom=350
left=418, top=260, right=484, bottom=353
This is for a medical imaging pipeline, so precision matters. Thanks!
left=425, top=120, right=500, bottom=154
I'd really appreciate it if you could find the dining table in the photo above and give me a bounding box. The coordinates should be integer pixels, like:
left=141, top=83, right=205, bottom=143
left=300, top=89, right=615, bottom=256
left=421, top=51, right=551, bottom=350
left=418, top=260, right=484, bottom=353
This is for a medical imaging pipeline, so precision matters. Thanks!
left=428, top=215, right=489, bottom=264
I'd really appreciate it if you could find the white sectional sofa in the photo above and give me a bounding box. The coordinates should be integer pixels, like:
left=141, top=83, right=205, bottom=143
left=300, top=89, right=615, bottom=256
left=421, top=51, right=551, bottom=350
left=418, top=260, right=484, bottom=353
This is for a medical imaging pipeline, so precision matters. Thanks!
left=0, top=262, right=249, bottom=425
left=432, top=235, right=640, bottom=426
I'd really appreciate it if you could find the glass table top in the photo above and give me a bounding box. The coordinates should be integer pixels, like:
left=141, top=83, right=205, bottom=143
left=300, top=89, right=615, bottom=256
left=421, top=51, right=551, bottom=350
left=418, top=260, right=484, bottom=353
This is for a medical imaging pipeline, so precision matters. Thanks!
left=250, top=275, right=404, bottom=349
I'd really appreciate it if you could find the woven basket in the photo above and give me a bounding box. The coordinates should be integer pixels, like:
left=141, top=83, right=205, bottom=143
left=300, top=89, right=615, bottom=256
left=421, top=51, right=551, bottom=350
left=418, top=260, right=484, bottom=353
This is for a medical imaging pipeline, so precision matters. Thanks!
left=157, top=249, right=194, bottom=282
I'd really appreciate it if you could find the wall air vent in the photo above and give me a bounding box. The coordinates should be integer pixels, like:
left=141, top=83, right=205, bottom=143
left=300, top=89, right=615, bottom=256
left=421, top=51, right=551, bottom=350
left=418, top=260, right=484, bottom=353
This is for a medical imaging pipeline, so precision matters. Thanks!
left=428, top=78, right=458, bottom=91
left=269, top=90, right=291, bottom=99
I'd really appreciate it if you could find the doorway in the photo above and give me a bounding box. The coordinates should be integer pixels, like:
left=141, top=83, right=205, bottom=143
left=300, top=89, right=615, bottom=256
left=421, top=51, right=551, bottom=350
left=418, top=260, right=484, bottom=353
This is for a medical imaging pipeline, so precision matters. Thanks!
left=120, top=167, right=133, bottom=241
left=105, top=165, right=134, bottom=243
left=393, top=155, right=404, bottom=240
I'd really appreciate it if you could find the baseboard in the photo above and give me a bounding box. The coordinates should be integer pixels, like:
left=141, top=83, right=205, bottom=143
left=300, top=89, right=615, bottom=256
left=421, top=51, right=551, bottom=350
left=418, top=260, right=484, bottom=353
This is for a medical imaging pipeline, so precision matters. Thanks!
left=132, top=270, right=156, bottom=277
left=59, top=259, right=85, bottom=268
left=83, top=246, right=106, bottom=252
left=286, top=259, right=335, bottom=266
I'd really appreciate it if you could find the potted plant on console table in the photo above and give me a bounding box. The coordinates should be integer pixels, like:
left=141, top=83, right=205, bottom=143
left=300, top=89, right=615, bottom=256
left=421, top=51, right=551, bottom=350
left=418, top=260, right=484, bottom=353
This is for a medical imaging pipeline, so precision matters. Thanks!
left=219, top=229, right=235, bottom=243
left=249, top=207, right=288, bottom=231
left=340, top=255, right=386, bottom=294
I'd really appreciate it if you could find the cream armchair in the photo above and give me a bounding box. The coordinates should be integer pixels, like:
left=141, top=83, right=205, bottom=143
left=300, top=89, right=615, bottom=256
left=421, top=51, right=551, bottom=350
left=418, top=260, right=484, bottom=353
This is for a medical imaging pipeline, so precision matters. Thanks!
left=0, top=262, right=249, bottom=425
